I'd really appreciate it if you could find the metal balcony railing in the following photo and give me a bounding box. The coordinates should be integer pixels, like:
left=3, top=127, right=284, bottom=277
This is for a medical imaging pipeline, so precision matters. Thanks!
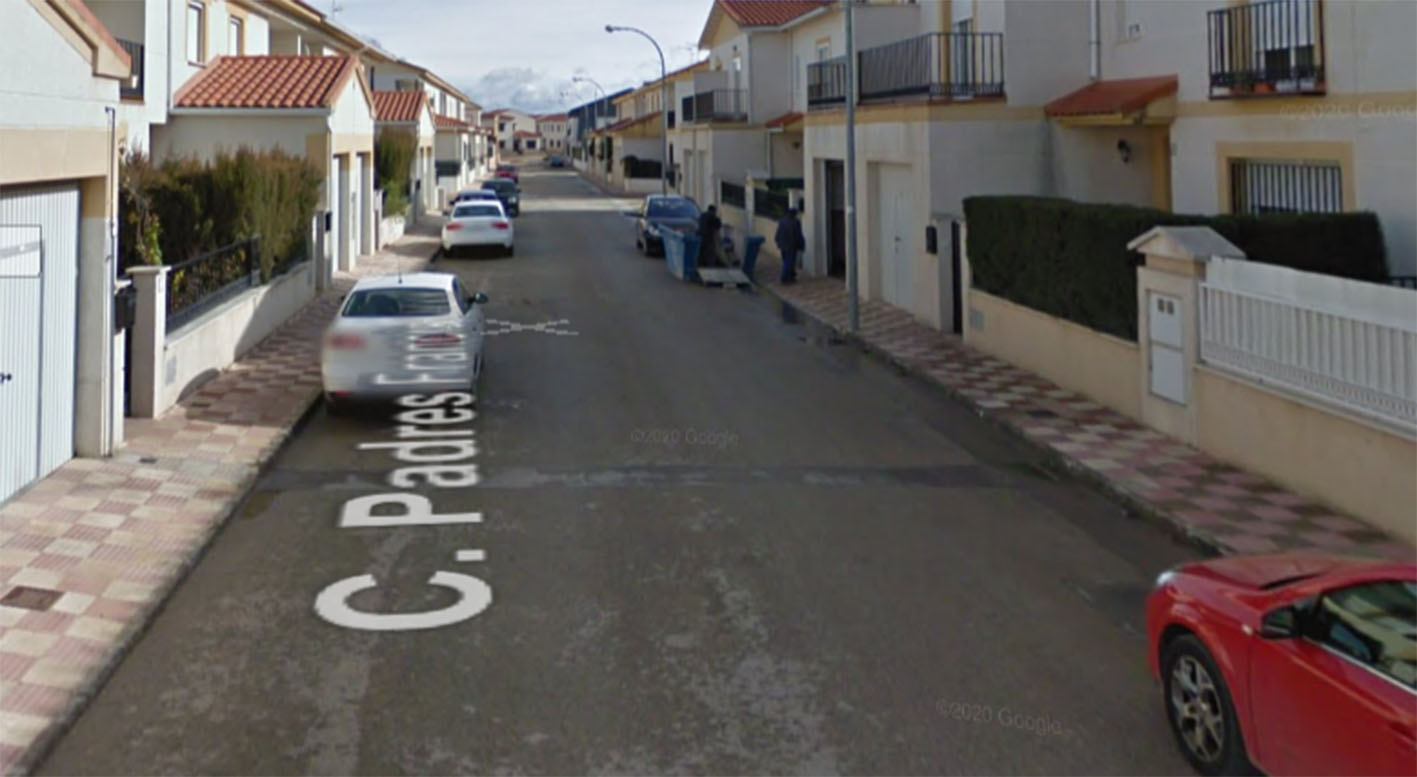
left=117, top=38, right=144, bottom=99
left=690, top=89, right=747, bottom=122
left=1207, top=0, right=1325, bottom=97
left=807, top=56, right=848, bottom=108
left=858, top=31, right=1005, bottom=102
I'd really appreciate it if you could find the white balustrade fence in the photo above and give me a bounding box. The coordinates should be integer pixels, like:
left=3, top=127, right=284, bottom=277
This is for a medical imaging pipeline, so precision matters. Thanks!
left=1200, top=271, right=1417, bottom=433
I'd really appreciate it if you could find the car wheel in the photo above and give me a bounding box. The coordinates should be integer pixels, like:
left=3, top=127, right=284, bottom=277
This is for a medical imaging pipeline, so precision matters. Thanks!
left=1162, top=635, right=1251, bottom=777
left=506, top=245, right=515, bottom=257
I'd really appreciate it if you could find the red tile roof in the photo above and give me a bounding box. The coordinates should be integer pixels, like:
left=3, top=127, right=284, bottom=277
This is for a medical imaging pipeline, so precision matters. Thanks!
left=433, top=113, right=471, bottom=130
left=371, top=90, right=426, bottom=122
left=537, top=112, right=569, bottom=121
left=765, top=111, right=803, bottom=129
left=719, top=0, right=830, bottom=27
left=513, top=129, right=542, bottom=138
left=1044, top=75, right=1178, bottom=117
left=173, top=55, right=359, bottom=109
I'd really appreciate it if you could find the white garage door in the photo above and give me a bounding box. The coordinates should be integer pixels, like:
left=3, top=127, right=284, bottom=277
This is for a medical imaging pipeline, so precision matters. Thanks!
left=875, top=164, right=914, bottom=310
left=330, top=155, right=342, bottom=270
left=0, top=184, right=80, bottom=502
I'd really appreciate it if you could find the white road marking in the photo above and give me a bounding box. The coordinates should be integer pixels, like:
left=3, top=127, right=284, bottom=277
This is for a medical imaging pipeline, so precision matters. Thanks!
left=484, top=318, right=579, bottom=337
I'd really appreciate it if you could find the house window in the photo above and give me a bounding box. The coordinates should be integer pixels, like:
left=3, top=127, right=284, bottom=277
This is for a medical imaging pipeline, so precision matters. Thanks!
left=1229, top=158, right=1343, bottom=214
left=952, top=18, right=975, bottom=87
left=228, top=16, right=243, bottom=55
left=186, top=1, right=205, bottom=64
left=816, top=43, right=830, bottom=61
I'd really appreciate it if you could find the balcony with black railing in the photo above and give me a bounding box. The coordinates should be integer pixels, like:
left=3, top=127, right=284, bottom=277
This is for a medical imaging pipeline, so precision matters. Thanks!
left=117, top=38, right=144, bottom=99
left=859, top=31, right=1004, bottom=102
left=1207, top=0, right=1325, bottom=98
left=807, top=56, right=848, bottom=109
left=689, top=89, right=747, bottom=123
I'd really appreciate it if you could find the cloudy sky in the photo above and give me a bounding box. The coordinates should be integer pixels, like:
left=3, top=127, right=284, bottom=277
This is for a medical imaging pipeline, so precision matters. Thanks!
left=328, top=0, right=713, bottom=113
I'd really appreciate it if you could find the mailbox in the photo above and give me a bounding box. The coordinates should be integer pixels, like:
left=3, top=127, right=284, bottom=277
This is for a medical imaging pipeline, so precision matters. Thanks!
left=113, top=284, right=137, bottom=332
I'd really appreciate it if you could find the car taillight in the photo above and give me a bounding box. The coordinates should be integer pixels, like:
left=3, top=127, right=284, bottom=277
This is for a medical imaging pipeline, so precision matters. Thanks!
left=415, top=333, right=462, bottom=347
left=327, top=333, right=365, bottom=349
left=493, top=221, right=510, bottom=230
left=445, top=223, right=463, bottom=231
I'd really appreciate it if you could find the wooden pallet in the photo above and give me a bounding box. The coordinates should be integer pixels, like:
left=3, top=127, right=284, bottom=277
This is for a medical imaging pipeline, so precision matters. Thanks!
left=697, top=267, right=751, bottom=288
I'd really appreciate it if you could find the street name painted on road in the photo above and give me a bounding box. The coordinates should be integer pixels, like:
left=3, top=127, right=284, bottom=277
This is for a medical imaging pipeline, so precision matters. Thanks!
left=314, top=320, right=493, bottom=632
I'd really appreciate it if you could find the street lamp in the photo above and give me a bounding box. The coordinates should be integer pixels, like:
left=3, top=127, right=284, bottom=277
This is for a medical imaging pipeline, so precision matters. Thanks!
left=605, top=24, right=669, bottom=196
left=571, top=75, right=607, bottom=161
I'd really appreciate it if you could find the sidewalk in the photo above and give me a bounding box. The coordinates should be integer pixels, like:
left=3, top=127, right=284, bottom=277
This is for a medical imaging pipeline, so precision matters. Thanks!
left=0, top=223, right=441, bottom=775
left=763, top=275, right=1414, bottom=563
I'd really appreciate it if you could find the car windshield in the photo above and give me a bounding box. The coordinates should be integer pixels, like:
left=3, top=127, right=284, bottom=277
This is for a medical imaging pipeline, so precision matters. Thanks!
left=483, top=181, right=515, bottom=193
left=342, top=287, right=451, bottom=317
left=454, top=205, right=502, bottom=218
left=457, top=191, right=491, bottom=200
left=648, top=199, right=699, bottom=219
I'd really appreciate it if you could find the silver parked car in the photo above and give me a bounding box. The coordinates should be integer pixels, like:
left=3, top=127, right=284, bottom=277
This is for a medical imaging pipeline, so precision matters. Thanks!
left=321, top=272, right=487, bottom=413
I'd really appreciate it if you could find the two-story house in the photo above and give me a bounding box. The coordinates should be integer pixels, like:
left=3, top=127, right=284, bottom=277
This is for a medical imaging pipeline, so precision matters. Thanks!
left=671, top=1, right=918, bottom=253
left=799, top=0, right=1416, bottom=333
left=486, top=108, right=539, bottom=153
left=1, top=0, right=132, bottom=502
left=536, top=113, right=570, bottom=152
left=84, top=0, right=379, bottom=274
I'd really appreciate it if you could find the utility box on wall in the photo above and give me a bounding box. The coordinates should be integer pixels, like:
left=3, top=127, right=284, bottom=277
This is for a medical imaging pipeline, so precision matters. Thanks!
left=1148, top=292, right=1185, bottom=404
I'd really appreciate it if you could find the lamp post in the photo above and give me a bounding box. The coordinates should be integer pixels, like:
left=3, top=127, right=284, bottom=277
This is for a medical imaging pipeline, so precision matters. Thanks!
left=605, top=24, right=669, bottom=196
left=844, top=0, right=859, bottom=334
left=571, top=75, right=607, bottom=161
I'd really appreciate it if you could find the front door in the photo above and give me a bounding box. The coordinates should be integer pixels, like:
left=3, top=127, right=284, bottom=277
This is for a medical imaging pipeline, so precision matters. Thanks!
left=824, top=160, right=845, bottom=278
left=877, top=164, right=913, bottom=309
left=350, top=154, right=362, bottom=262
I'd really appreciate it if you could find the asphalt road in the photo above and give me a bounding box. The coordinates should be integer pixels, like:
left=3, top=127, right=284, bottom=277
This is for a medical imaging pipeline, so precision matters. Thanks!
left=39, top=161, right=1202, bottom=776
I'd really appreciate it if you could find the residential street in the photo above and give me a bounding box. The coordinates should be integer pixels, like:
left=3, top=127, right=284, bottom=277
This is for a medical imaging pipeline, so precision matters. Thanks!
left=38, top=164, right=1199, bottom=775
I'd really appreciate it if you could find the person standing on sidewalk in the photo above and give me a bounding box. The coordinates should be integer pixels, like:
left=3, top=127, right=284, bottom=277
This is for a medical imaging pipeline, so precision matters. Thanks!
left=698, top=204, right=724, bottom=267
left=774, top=208, right=805, bottom=285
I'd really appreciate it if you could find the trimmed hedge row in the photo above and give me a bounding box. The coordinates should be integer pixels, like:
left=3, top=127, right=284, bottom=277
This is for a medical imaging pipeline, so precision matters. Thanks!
left=963, top=196, right=1388, bottom=341
left=120, top=148, right=322, bottom=280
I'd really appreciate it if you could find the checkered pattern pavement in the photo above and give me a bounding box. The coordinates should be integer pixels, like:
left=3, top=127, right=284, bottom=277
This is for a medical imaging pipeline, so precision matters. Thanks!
left=769, top=277, right=1415, bottom=563
left=0, top=224, right=441, bottom=775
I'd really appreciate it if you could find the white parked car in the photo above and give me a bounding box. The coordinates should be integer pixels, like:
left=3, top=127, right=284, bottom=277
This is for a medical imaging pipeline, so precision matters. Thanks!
left=321, top=272, right=487, bottom=414
left=442, top=200, right=514, bottom=257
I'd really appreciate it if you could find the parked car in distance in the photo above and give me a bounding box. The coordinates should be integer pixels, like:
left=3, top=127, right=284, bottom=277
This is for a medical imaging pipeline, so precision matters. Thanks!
left=481, top=178, right=520, bottom=217
left=442, top=201, right=514, bottom=257
left=321, top=273, right=487, bottom=414
left=450, top=189, right=499, bottom=208
left=547, top=155, right=565, bottom=168
left=629, top=194, right=701, bottom=256
left=1146, top=553, right=1416, bottom=777
left=495, top=164, right=519, bottom=184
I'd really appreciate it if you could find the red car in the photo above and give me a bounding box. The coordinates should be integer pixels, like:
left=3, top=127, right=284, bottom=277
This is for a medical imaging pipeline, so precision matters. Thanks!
left=1147, top=553, right=1416, bottom=776
left=495, top=165, right=518, bottom=184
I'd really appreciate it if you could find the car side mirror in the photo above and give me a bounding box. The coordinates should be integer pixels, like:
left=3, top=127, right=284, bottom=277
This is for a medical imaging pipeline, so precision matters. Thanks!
left=472, top=292, right=489, bottom=305
left=1260, top=605, right=1300, bottom=639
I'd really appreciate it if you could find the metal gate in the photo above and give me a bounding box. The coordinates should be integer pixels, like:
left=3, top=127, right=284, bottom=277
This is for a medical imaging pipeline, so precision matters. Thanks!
left=0, top=183, right=80, bottom=502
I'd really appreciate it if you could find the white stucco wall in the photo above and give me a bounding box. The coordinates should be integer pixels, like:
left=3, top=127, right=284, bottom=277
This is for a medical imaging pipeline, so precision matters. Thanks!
left=2, top=1, right=121, bottom=132
left=329, top=77, right=375, bottom=137
left=748, top=32, right=792, bottom=124
left=153, top=114, right=321, bottom=160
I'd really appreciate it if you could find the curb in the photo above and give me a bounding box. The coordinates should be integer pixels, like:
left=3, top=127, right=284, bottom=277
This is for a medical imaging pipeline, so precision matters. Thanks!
left=12, top=242, right=440, bottom=776
left=754, top=281, right=1230, bottom=561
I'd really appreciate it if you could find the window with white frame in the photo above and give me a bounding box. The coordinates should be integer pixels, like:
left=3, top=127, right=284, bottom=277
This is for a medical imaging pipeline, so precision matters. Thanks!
left=228, top=16, right=243, bottom=55
left=1229, top=158, right=1343, bottom=214
left=186, top=1, right=205, bottom=64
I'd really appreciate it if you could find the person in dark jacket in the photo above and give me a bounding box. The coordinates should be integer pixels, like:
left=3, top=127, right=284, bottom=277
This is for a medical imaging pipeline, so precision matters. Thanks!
left=774, top=208, right=806, bottom=284
left=698, top=205, right=723, bottom=266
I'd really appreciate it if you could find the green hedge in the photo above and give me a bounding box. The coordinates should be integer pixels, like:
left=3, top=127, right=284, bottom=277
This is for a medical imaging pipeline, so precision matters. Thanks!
left=963, top=196, right=1388, bottom=341
left=375, top=128, right=416, bottom=218
left=119, top=148, right=321, bottom=280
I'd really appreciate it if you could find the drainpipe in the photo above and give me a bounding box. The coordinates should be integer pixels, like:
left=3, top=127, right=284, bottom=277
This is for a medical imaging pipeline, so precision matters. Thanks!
left=1089, top=0, right=1101, bottom=81
left=104, top=105, right=118, bottom=455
